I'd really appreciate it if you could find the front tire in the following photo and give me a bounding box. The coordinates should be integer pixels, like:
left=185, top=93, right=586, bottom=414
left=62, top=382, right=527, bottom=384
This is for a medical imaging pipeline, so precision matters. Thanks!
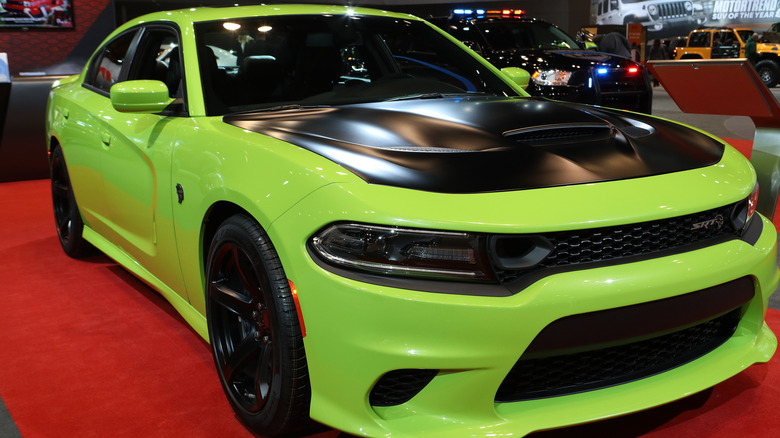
left=50, top=146, right=93, bottom=258
left=205, top=215, right=314, bottom=437
left=755, top=59, right=780, bottom=88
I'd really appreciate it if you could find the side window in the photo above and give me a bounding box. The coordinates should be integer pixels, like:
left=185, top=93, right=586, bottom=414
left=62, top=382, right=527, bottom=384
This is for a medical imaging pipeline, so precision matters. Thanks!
left=85, top=31, right=137, bottom=93
left=688, top=32, right=710, bottom=47
left=725, top=31, right=739, bottom=46
left=127, top=28, right=184, bottom=99
left=713, top=31, right=729, bottom=47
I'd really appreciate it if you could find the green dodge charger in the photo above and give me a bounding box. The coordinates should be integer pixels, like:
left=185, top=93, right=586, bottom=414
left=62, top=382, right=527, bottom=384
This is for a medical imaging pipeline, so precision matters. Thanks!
left=45, top=4, right=778, bottom=437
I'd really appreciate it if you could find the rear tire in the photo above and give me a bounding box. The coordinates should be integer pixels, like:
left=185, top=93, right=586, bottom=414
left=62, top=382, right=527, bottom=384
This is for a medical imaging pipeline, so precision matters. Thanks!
left=756, top=59, right=780, bottom=88
left=50, top=146, right=93, bottom=258
left=205, top=214, right=314, bottom=437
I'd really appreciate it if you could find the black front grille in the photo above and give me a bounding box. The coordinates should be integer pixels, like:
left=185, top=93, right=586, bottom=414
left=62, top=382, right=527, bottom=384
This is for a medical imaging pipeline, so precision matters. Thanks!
left=495, top=307, right=741, bottom=402
left=496, top=202, right=743, bottom=284
left=541, top=204, right=737, bottom=267
left=596, top=71, right=647, bottom=93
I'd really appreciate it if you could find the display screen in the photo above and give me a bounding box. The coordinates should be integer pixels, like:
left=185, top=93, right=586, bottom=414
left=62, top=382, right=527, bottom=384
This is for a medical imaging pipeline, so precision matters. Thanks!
left=0, top=0, right=73, bottom=28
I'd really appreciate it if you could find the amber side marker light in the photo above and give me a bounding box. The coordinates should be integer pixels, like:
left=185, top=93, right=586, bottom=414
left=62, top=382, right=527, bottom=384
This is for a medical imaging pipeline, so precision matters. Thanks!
left=288, top=280, right=307, bottom=338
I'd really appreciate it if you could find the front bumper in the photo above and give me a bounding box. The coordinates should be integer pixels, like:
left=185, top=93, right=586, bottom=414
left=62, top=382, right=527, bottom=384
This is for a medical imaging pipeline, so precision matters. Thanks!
left=267, top=154, right=777, bottom=436
left=270, top=220, right=777, bottom=436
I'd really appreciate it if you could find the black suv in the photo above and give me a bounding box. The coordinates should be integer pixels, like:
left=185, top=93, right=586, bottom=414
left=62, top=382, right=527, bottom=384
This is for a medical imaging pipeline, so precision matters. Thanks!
left=433, top=14, right=653, bottom=113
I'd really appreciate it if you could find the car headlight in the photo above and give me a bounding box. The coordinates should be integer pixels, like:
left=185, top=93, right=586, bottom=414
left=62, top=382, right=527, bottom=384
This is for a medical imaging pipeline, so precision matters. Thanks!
left=310, top=223, right=497, bottom=281
left=531, top=69, right=573, bottom=86
left=685, top=1, right=693, bottom=11
left=648, top=4, right=658, bottom=16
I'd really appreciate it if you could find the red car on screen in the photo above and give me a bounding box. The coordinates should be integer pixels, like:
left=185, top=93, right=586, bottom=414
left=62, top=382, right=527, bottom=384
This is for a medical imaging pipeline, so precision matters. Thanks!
left=3, top=0, right=63, bottom=17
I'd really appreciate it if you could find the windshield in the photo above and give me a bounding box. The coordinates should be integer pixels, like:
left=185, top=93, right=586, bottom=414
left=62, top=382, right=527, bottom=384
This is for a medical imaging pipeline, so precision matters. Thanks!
left=194, top=15, right=517, bottom=115
left=477, top=20, right=581, bottom=51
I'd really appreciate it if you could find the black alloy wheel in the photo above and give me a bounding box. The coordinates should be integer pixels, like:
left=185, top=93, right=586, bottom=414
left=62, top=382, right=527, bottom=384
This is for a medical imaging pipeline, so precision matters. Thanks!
left=205, top=215, right=313, bottom=437
left=50, top=146, right=92, bottom=258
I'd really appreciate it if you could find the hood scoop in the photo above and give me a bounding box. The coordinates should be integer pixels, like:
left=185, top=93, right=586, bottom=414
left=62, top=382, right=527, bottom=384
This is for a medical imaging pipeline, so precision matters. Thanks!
left=504, top=122, right=640, bottom=166
left=504, top=123, right=613, bottom=146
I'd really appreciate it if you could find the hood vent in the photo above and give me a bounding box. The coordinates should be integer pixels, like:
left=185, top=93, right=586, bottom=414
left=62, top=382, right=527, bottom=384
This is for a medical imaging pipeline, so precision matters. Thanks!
left=504, top=124, right=613, bottom=146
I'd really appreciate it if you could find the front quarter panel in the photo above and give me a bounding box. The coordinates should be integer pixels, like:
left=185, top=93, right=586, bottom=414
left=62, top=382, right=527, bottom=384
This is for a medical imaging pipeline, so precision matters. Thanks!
left=170, top=119, right=364, bottom=316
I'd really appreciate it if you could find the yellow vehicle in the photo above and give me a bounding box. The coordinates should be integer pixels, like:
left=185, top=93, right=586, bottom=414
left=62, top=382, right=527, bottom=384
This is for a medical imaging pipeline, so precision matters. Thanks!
left=675, top=27, right=780, bottom=86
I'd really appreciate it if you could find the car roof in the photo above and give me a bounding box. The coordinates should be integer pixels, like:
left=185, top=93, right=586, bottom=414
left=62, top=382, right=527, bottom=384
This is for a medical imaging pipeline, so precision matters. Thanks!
left=126, top=4, right=421, bottom=27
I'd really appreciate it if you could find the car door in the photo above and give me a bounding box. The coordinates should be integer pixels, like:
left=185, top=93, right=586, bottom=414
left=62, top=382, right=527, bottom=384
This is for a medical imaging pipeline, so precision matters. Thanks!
left=711, top=30, right=739, bottom=58
left=92, top=24, right=189, bottom=296
left=62, top=29, right=140, bottom=233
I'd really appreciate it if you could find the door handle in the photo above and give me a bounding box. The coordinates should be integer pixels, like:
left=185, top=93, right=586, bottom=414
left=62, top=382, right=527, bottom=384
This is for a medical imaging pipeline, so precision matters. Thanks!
left=101, top=132, right=112, bottom=147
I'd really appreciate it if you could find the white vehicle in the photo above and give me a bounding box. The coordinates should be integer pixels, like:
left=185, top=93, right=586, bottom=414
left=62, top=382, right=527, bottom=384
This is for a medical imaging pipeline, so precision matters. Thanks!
left=595, top=0, right=696, bottom=34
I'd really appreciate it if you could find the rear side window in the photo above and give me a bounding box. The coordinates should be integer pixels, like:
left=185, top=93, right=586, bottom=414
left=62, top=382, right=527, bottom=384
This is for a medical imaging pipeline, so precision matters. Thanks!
left=85, top=31, right=137, bottom=93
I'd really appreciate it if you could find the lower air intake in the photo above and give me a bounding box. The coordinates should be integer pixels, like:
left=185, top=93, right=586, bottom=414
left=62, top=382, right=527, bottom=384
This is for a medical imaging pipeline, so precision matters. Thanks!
left=369, top=369, right=438, bottom=407
left=495, top=308, right=741, bottom=402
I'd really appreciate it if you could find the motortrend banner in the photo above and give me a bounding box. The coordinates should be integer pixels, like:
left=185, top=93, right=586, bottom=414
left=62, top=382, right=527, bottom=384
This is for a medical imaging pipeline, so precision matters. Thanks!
left=592, top=0, right=780, bottom=38
left=709, top=0, right=780, bottom=22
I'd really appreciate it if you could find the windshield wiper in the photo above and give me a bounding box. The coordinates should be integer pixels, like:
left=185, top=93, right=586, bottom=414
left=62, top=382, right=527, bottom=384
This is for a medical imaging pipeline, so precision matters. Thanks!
left=385, top=92, right=493, bottom=102
left=255, top=104, right=331, bottom=112
left=385, top=92, right=445, bottom=102
left=225, top=104, right=332, bottom=116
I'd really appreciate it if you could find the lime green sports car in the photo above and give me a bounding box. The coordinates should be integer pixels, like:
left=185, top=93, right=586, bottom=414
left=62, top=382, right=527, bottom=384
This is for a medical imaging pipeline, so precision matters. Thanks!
left=45, top=4, right=778, bottom=438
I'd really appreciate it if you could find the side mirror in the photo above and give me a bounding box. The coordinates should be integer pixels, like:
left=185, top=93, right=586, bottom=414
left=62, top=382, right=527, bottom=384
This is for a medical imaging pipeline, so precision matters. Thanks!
left=501, top=67, right=531, bottom=90
left=110, top=80, right=174, bottom=113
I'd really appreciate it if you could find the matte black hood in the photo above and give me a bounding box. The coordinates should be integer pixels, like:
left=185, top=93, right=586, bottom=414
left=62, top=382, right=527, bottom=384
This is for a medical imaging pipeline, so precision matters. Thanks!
left=223, top=96, right=724, bottom=193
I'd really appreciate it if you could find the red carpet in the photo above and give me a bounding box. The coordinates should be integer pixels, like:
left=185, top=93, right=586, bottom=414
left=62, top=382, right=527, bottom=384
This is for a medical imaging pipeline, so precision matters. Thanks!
left=0, top=178, right=778, bottom=438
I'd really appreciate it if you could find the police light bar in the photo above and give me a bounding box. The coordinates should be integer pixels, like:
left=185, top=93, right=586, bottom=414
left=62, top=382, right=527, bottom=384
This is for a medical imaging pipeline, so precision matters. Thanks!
left=453, top=9, right=484, bottom=15
left=452, top=8, right=525, bottom=17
